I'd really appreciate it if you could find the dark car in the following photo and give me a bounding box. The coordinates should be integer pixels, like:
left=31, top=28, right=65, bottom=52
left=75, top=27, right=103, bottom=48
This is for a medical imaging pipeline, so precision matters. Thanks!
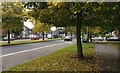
left=64, top=36, right=72, bottom=41
left=31, top=35, right=39, bottom=40
left=53, top=35, right=58, bottom=38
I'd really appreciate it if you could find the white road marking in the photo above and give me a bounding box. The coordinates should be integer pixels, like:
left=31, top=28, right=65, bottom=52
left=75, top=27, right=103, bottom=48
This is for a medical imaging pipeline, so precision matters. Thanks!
left=0, top=42, right=70, bottom=58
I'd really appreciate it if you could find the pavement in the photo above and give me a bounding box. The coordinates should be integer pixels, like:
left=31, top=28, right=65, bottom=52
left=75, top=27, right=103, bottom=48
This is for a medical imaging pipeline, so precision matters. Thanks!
left=1, top=40, right=75, bottom=71
left=94, top=43, right=119, bottom=71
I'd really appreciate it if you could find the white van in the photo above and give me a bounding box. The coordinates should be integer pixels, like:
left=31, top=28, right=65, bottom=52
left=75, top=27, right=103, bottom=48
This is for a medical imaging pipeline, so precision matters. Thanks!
left=47, top=34, right=53, bottom=39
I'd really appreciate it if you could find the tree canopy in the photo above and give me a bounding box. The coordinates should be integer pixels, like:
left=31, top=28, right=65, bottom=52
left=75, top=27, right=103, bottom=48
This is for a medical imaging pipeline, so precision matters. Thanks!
left=20, top=2, right=120, bottom=59
left=2, top=2, right=24, bottom=31
left=2, top=2, right=25, bottom=43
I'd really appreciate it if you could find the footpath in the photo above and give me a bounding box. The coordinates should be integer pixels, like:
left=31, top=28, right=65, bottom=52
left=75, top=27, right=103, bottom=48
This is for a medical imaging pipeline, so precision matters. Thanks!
left=94, top=43, right=119, bottom=72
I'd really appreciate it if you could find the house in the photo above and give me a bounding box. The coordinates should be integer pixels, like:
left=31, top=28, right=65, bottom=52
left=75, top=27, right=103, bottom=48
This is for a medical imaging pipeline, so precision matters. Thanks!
left=21, top=26, right=32, bottom=39
left=114, top=31, right=120, bottom=37
left=0, top=29, right=15, bottom=40
left=21, top=21, right=43, bottom=39
left=21, top=21, right=34, bottom=39
left=0, top=29, right=7, bottom=40
left=0, top=29, right=7, bottom=35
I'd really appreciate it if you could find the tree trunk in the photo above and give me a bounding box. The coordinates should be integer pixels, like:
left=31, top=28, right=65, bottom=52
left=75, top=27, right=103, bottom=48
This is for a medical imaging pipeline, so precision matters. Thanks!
left=42, top=31, right=44, bottom=41
left=8, top=30, right=10, bottom=44
left=76, top=12, right=83, bottom=59
left=87, top=31, right=89, bottom=43
left=65, top=32, right=67, bottom=36
left=70, top=32, right=72, bottom=37
left=46, top=32, right=47, bottom=38
left=90, top=34, right=92, bottom=42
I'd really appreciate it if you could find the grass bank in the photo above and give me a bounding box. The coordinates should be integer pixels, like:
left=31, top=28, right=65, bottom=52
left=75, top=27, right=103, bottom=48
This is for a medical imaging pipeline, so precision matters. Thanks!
left=107, top=41, right=120, bottom=50
left=0, top=38, right=63, bottom=46
left=8, top=43, right=99, bottom=72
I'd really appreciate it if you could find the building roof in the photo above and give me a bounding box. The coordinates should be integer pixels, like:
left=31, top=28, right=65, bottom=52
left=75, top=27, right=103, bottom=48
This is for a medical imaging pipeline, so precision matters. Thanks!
left=0, top=29, right=7, bottom=35
left=24, top=21, right=34, bottom=29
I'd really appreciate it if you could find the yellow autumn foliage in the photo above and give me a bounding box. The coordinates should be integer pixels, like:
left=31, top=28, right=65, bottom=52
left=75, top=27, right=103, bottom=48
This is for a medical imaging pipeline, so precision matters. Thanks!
left=89, top=27, right=102, bottom=35
left=33, top=19, right=51, bottom=33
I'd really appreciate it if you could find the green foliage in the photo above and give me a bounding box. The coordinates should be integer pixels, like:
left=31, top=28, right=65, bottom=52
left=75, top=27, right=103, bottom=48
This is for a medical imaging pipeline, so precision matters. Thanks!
left=2, top=2, right=119, bottom=35
left=25, top=2, right=52, bottom=34
left=95, top=2, right=120, bottom=31
left=26, top=2, right=119, bottom=31
left=2, top=2, right=24, bottom=32
left=32, top=19, right=51, bottom=33
left=83, top=2, right=120, bottom=35
left=64, top=26, right=76, bottom=34
left=107, top=41, right=120, bottom=49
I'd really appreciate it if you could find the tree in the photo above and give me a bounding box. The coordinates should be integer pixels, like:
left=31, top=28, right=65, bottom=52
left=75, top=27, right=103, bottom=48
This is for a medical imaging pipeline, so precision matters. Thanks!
left=88, top=2, right=120, bottom=40
left=88, top=2, right=120, bottom=33
left=48, top=2, right=100, bottom=58
left=64, top=26, right=76, bottom=37
left=26, top=2, right=119, bottom=59
left=38, top=2, right=91, bottom=59
left=26, top=2, right=100, bottom=59
left=33, top=19, right=51, bottom=41
left=24, top=2, right=51, bottom=41
left=2, top=2, right=24, bottom=44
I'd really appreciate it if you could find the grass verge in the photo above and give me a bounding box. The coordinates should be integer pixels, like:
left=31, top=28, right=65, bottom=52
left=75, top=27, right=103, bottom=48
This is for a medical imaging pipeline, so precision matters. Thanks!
left=8, top=43, right=99, bottom=72
left=0, top=38, right=63, bottom=46
left=107, top=41, right=120, bottom=50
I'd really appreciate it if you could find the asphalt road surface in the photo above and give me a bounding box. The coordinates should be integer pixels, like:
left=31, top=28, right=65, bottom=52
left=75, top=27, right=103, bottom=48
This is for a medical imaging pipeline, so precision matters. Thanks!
left=1, top=40, right=75, bottom=71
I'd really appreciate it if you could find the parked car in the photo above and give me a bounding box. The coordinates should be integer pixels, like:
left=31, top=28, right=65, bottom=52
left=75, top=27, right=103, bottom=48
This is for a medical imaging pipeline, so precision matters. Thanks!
left=82, top=39, right=87, bottom=43
left=92, top=37, right=103, bottom=41
left=106, top=37, right=119, bottom=41
left=64, top=36, right=72, bottom=41
left=31, top=35, right=39, bottom=40
left=53, top=35, right=58, bottom=38
left=47, top=34, right=53, bottom=39
left=3, top=37, right=14, bottom=41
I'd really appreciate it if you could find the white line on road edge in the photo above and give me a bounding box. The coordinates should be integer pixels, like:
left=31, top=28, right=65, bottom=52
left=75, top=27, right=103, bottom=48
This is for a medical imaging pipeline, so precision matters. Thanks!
left=0, top=42, right=70, bottom=58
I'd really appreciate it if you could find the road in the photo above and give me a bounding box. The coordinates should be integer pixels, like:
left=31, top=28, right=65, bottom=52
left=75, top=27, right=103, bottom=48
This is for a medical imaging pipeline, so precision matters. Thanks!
left=1, top=40, right=75, bottom=71
left=2, top=40, right=66, bottom=55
